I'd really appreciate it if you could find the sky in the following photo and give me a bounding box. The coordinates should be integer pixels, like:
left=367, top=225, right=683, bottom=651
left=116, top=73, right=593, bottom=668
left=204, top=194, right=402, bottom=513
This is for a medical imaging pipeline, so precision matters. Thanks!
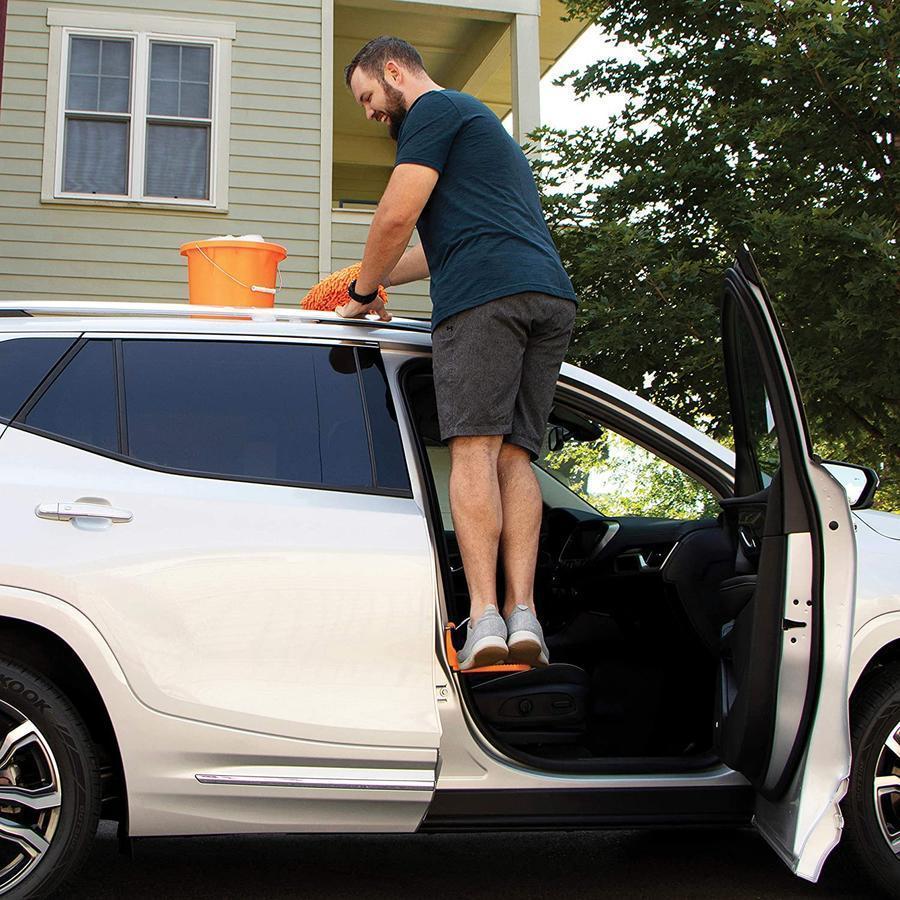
left=539, top=24, right=624, bottom=132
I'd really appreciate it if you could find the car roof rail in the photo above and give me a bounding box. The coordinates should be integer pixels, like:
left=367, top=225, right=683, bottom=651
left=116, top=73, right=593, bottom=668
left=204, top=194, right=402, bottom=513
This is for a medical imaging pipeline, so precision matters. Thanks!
left=0, top=300, right=433, bottom=333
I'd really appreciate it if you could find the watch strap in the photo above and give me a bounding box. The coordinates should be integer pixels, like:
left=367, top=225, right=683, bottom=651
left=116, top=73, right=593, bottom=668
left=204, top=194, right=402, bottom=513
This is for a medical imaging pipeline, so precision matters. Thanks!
left=347, top=279, right=379, bottom=305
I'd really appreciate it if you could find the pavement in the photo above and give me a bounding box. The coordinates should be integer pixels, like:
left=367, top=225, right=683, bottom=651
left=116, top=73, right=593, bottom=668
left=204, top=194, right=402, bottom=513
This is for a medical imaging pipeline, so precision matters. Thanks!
left=64, top=820, right=880, bottom=898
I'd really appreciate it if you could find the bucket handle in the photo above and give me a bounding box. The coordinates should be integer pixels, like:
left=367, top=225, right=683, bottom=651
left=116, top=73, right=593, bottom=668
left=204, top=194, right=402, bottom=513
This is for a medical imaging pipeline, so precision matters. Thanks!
left=191, top=243, right=284, bottom=296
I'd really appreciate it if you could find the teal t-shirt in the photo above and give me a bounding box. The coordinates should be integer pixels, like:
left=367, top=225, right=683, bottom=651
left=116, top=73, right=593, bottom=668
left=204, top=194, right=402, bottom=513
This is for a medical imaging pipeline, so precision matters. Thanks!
left=393, top=90, right=577, bottom=328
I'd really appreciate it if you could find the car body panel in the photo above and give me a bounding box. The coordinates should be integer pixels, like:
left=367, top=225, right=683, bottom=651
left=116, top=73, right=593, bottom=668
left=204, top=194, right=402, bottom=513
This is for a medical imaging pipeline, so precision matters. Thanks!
left=0, top=585, right=438, bottom=836
left=0, top=426, right=440, bottom=748
left=855, top=509, right=900, bottom=541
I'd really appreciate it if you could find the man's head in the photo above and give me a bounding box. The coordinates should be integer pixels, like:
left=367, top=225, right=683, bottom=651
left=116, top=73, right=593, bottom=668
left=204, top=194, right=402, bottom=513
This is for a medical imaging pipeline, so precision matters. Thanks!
left=345, top=36, right=429, bottom=140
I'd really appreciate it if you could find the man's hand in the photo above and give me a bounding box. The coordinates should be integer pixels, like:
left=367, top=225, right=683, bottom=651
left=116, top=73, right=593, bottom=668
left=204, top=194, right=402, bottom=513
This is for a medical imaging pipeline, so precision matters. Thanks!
left=335, top=295, right=392, bottom=321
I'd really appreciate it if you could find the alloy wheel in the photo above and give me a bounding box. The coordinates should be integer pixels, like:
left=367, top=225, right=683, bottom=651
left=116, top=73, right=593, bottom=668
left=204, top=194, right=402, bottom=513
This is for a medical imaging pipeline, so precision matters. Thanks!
left=873, top=719, right=900, bottom=856
left=0, top=699, right=62, bottom=895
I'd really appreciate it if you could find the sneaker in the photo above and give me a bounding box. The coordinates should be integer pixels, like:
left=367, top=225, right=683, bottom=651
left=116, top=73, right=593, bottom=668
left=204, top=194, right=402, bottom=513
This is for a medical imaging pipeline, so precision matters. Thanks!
left=505, top=604, right=549, bottom=667
left=457, top=606, right=508, bottom=670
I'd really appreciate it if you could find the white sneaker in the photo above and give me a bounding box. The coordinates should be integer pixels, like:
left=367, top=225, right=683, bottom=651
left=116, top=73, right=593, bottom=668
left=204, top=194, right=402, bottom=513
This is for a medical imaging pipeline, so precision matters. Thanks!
left=505, top=604, right=549, bottom=667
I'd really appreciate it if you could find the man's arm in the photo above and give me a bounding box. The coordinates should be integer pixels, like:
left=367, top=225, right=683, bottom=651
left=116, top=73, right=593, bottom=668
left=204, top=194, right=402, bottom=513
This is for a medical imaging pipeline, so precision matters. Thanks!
left=385, top=242, right=429, bottom=287
left=336, top=163, right=438, bottom=320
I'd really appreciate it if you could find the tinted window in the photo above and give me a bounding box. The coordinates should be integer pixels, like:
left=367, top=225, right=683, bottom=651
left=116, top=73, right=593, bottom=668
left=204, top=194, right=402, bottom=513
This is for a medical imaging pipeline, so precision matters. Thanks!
left=24, top=340, right=118, bottom=452
left=733, top=308, right=781, bottom=489
left=358, top=348, right=410, bottom=491
left=122, top=340, right=373, bottom=488
left=0, top=337, right=76, bottom=422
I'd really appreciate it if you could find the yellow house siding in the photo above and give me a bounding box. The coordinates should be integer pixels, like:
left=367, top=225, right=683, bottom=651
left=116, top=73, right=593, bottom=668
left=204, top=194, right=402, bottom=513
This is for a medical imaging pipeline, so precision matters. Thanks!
left=0, top=0, right=325, bottom=306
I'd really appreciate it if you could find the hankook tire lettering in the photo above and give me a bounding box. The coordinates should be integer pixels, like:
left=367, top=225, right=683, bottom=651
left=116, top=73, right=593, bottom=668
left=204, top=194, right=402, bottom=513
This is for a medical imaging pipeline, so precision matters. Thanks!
left=0, top=675, right=50, bottom=711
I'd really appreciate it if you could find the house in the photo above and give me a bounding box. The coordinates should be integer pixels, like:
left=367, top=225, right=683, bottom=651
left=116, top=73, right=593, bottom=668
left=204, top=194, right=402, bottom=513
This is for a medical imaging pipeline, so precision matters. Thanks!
left=0, top=0, right=586, bottom=319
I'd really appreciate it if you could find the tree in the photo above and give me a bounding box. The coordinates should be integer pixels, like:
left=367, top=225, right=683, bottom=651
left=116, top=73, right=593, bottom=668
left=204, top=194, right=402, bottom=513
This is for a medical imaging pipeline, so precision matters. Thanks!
left=534, top=0, right=899, bottom=509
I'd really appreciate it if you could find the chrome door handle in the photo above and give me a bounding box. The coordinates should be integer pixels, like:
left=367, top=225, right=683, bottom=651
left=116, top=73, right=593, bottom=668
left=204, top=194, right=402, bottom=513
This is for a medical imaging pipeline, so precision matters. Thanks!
left=36, top=502, right=133, bottom=523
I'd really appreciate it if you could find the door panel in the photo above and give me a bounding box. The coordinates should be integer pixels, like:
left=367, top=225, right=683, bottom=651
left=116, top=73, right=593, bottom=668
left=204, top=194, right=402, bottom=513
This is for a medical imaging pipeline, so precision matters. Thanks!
left=0, top=335, right=441, bottom=832
left=0, top=428, right=440, bottom=747
left=720, top=248, right=854, bottom=878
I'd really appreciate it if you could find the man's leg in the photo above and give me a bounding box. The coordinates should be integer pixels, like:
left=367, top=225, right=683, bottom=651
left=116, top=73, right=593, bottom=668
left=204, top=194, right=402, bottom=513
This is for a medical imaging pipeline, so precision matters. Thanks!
left=497, top=442, right=542, bottom=617
left=448, top=434, right=504, bottom=623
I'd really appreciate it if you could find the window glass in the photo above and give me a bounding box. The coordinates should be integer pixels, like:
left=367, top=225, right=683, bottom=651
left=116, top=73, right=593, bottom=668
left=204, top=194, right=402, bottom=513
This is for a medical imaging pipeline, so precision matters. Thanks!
left=63, top=119, right=129, bottom=195
left=733, top=309, right=781, bottom=486
left=149, top=43, right=210, bottom=117
left=63, top=37, right=132, bottom=195
left=67, top=37, right=131, bottom=113
left=145, top=41, right=211, bottom=199
left=537, top=415, right=719, bottom=520
left=122, top=341, right=374, bottom=489
left=24, top=341, right=118, bottom=452
left=358, top=349, right=410, bottom=491
left=144, top=124, right=209, bottom=198
left=0, top=337, right=76, bottom=422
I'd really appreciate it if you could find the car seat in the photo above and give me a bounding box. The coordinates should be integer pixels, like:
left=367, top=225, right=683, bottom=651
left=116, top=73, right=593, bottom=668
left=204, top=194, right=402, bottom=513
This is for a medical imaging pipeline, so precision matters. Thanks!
left=467, top=665, right=590, bottom=746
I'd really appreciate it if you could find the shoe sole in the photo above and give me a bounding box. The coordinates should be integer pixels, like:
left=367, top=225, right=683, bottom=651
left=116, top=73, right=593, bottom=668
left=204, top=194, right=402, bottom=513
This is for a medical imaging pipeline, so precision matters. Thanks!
left=458, top=635, right=508, bottom=670
left=507, top=631, right=549, bottom=667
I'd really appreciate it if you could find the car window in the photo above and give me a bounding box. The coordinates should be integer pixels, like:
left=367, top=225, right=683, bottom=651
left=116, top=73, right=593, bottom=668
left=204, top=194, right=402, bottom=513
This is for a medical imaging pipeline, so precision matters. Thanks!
left=122, top=340, right=374, bottom=489
left=537, top=419, right=720, bottom=520
left=732, top=308, right=781, bottom=487
left=358, top=348, right=410, bottom=492
left=22, top=340, right=118, bottom=452
left=0, top=336, right=77, bottom=422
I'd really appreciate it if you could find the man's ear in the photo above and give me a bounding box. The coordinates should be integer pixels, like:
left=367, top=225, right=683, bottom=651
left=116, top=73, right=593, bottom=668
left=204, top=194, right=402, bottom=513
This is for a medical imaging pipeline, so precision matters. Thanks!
left=384, top=60, right=402, bottom=85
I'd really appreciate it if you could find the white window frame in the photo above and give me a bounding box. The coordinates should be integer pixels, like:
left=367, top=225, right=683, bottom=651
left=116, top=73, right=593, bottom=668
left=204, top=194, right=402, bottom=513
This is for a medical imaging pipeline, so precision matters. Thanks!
left=42, top=8, right=235, bottom=212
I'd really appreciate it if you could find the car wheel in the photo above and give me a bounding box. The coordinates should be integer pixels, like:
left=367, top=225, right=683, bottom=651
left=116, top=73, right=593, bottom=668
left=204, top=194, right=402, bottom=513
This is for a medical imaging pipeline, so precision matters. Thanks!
left=844, top=662, right=900, bottom=897
left=0, top=659, right=100, bottom=898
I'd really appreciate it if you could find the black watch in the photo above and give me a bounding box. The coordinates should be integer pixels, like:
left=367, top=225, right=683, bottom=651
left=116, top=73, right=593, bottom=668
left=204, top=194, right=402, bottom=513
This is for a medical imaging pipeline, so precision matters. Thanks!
left=347, top=279, right=379, bottom=305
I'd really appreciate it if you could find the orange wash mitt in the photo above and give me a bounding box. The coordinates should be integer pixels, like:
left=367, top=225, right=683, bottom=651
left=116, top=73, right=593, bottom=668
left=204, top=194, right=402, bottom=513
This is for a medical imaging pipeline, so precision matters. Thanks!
left=300, top=263, right=389, bottom=311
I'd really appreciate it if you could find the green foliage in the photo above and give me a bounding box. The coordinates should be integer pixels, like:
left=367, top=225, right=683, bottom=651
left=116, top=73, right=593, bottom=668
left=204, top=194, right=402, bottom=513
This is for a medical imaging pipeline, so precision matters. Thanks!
left=534, top=0, right=899, bottom=509
left=541, top=432, right=721, bottom=519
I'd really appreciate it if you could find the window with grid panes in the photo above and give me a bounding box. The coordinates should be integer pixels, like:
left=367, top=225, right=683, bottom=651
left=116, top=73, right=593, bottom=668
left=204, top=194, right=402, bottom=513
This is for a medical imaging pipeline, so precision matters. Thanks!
left=51, top=20, right=228, bottom=206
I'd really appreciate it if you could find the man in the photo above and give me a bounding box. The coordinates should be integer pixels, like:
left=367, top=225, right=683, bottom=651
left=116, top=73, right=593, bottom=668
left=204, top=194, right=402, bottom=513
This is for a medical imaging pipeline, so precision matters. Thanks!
left=339, top=36, right=577, bottom=669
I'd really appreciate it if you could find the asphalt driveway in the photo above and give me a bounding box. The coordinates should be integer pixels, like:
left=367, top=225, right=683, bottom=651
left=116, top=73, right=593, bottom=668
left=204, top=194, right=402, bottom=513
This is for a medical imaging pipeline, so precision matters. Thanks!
left=64, top=821, right=879, bottom=898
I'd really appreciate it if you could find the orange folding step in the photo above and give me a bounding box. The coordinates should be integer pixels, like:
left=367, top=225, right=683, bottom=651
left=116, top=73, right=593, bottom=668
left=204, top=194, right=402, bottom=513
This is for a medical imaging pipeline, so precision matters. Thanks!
left=444, top=622, right=530, bottom=675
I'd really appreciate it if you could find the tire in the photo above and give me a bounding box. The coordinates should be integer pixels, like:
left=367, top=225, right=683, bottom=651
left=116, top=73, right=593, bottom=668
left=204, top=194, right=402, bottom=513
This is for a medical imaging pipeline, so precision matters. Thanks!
left=844, top=662, right=900, bottom=898
left=0, top=659, right=100, bottom=898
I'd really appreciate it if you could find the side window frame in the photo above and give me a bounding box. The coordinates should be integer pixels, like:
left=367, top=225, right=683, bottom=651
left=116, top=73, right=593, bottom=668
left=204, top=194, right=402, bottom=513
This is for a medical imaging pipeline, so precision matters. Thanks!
left=13, top=336, right=413, bottom=499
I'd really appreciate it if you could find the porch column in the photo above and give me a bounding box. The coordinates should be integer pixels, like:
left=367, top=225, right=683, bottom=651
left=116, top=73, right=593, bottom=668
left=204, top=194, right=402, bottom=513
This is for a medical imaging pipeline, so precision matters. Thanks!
left=318, top=0, right=334, bottom=280
left=510, top=12, right=540, bottom=147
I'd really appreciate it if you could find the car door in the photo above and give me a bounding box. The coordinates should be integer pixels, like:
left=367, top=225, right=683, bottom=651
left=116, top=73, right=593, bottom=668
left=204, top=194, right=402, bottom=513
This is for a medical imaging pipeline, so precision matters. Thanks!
left=715, top=246, right=855, bottom=880
left=0, top=334, right=441, bottom=832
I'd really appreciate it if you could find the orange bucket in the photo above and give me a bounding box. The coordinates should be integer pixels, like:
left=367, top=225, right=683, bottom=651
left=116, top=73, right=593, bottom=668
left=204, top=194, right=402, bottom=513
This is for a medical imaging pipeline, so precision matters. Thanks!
left=179, top=238, right=287, bottom=308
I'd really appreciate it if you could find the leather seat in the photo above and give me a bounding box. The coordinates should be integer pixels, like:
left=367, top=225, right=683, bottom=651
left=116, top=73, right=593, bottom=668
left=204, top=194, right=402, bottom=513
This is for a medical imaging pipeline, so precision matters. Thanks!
left=468, top=664, right=589, bottom=746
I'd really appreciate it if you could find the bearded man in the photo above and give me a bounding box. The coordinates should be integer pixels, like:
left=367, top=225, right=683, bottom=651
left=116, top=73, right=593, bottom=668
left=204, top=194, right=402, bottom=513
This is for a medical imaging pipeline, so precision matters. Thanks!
left=339, top=36, right=577, bottom=669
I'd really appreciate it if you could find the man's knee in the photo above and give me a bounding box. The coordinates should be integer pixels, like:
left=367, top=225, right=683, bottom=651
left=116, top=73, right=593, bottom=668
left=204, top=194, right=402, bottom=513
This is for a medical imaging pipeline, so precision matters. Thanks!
left=449, top=434, right=503, bottom=467
left=498, top=440, right=532, bottom=474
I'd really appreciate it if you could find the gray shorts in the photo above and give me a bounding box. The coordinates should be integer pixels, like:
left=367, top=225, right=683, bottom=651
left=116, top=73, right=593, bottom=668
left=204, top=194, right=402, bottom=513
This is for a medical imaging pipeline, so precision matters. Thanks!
left=431, top=292, right=576, bottom=459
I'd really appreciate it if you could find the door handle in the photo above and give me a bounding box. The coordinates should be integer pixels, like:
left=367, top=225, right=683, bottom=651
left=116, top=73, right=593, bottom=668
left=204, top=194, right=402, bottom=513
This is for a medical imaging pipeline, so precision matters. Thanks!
left=36, top=502, right=133, bottom=523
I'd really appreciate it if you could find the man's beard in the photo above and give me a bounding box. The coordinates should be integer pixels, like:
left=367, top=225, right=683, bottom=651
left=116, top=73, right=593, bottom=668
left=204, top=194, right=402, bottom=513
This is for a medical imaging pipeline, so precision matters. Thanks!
left=381, top=80, right=407, bottom=141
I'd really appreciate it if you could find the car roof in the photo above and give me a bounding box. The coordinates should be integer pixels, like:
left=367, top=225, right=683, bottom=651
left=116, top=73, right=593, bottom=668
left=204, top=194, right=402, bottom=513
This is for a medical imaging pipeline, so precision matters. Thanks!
left=0, top=301, right=434, bottom=350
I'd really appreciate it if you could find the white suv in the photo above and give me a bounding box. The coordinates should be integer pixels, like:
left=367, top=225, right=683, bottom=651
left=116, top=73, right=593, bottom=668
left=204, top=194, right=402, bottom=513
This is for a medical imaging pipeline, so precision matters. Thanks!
left=0, top=249, right=898, bottom=898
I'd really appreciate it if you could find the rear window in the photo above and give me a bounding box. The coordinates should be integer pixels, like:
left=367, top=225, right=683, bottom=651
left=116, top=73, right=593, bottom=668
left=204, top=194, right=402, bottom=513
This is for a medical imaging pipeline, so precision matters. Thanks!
left=121, top=340, right=375, bottom=489
left=23, top=340, right=119, bottom=453
left=0, top=337, right=76, bottom=422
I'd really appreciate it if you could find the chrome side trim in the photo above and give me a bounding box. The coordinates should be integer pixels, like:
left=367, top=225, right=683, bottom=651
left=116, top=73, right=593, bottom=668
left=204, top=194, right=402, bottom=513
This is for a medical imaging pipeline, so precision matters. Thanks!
left=195, top=773, right=436, bottom=792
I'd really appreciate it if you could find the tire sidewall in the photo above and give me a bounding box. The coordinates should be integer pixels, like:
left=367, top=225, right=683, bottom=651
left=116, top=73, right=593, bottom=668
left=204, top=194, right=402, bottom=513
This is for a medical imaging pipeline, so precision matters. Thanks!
left=846, top=673, right=900, bottom=897
left=0, top=662, right=98, bottom=899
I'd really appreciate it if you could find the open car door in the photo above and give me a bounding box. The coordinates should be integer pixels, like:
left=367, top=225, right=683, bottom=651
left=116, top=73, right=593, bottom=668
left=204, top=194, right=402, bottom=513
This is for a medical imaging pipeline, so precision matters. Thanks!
left=717, top=246, right=856, bottom=880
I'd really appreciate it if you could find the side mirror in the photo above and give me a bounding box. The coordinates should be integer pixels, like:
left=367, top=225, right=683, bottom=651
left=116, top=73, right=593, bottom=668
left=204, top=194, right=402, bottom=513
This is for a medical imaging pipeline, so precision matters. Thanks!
left=821, top=461, right=879, bottom=510
left=547, top=425, right=572, bottom=452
